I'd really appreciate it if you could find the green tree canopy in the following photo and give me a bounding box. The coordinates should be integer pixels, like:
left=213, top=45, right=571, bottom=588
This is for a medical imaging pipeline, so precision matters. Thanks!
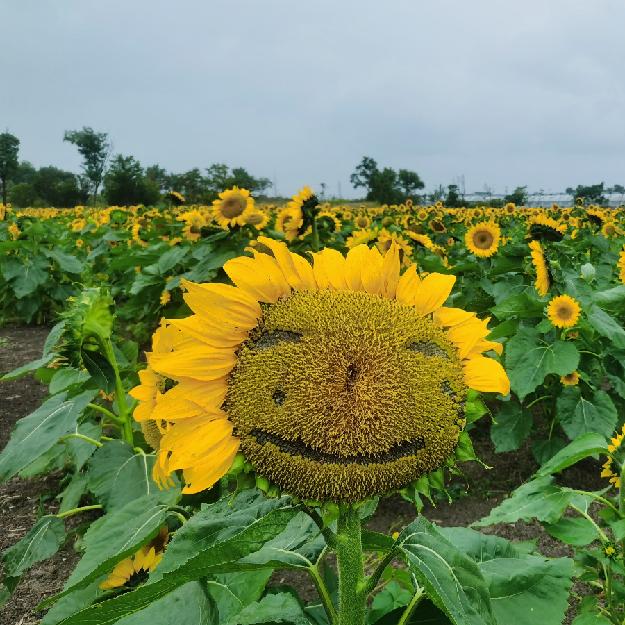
left=350, top=156, right=424, bottom=204
left=63, top=127, right=111, bottom=204
left=0, top=132, right=20, bottom=206
left=103, top=155, right=160, bottom=206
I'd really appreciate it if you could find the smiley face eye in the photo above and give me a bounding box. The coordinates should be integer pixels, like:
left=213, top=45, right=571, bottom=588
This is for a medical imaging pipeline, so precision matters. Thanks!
left=406, top=341, right=449, bottom=359
left=253, top=330, right=302, bottom=350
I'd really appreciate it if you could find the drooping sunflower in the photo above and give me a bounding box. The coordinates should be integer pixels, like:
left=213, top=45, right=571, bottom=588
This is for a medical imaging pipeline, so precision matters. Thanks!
left=212, top=187, right=255, bottom=229
left=132, top=238, right=509, bottom=502
left=546, top=295, right=581, bottom=328
left=100, top=528, right=168, bottom=590
left=528, top=240, right=550, bottom=296
left=406, top=231, right=446, bottom=257
left=601, top=424, right=625, bottom=489
left=527, top=214, right=566, bottom=242
left=376, top=229, right=412, bottom=261
left=346, top=228, right=378, bottom=249
left=560, top=371, right=580, bottom=386
left=465, top=222, right=501, bottom=258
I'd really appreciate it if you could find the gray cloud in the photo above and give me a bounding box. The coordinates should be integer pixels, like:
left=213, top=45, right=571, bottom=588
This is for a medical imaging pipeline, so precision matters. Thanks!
left=2, top=0, right=625, bottom=197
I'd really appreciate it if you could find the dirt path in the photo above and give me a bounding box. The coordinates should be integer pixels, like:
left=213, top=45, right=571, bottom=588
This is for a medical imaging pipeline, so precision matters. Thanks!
left=1, top=326, right=602, bottom=624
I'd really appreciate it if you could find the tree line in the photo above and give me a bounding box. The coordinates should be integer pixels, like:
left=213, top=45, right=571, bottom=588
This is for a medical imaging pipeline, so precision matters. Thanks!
left=0, top=128, right=271, bottom=208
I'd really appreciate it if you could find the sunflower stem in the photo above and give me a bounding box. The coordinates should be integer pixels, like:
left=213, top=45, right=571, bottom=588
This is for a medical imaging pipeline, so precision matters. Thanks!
left=55, top=504, right=103, bottom=519
left=311, top=217, right=320, bottom=252
left=336, top=504, right=366, bottom=625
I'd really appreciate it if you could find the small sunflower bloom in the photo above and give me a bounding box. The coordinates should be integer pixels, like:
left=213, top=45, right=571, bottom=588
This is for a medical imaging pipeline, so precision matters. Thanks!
left=212, top=187, right=255, bottom=228
left=465, top=222, right=501, bottom=258
left=560, top=371, right=580, bottom=386
left=547, top=295, right=581, bottom=329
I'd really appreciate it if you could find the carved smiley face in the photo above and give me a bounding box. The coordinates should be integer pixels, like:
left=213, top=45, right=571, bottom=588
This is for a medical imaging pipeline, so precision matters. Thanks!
left=225, top=289, right=466, bottom=502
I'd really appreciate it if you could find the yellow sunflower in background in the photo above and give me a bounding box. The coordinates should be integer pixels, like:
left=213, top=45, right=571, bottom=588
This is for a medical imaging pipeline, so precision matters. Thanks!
left=547, top=294, right=581, bottom=328
left=405, top=231, right=446, bottom=257
left=376, top=229, right=412, bottom=260
left=601, top=425, right=625, bottom=489
left=8, top=223, right=21, bottom=240
left=560, top=371, right=580, bottom=386
left=528, top=240, right=550, bottom=296
left=354, top=214, right=371, bottom=229
left=618, top=246, right=625, bottom=284
left=465, top=222, right=501, bottom=258
left=132, top=238, right=509, bottom=502
left=243, top=209, right=269, bottom=230
left=177, top=209, right=207, bottom=242
left=346, top=228, right=377, bottom=249
left=100, top=528, right=168, bottom=590
left=212, top=186, right=255, bottom=228
left=601, top=221, right=621, bottom=238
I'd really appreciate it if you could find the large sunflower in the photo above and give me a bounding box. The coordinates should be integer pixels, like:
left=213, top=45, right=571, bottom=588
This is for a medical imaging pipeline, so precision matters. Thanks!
left=133, top=238, right=509, bottom=502
left=619, top=246, right=625, bottom=284
left=528, top=240, right=550, bottom=296
left=212, top=187, right=255, bottom=228
left=465, top=222, right=501, bottom=258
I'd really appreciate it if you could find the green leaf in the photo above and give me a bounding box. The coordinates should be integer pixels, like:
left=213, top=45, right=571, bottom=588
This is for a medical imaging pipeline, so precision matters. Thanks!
left=557, top=388, right=617, bottom=440
left=486, top=319, right=518, bottom=341
left=490, top=293, right=544, bottom=319
left=398, top=517, right=495, bottom=625
left=505, top=327, right=580, bottom=401
left=223, top=592, right=309, bottom=625
left=65, top=422, right=102, bottom=471
left=116, top=582, right=217, bottom=625
left=45, top=249, right=84, bottom=274
left=474, top=477, right=572, bottom=526
left=50, top=496, right=169, bottom=603
left=0, top=390, right=96, bottom=482
left=490, top=400, right=532, bottom=452
left=537, top=433, right=607, bottom=476
left=369, top=581, right=413, bottom=624
left=610, top=519, right=625, bottom=542
left=1, top=353, right=54, bottom=381
left=155, top=246, right=189, bottom=274
left=207, top=571, right=273, bottom=623
left=87, top=441, right=179, bottom=511
left=49, top=368, right=91, bottom=395
left=587, top=305, right=625, bottom=349
left=594, top=285, right=625, bottom=307
left=2, top=255, right=49, bottom=298
left=440, top=528, right=574, bottom=625
left=2, top=516, right=65, bottom=578
left=52, top=495, right=299, bottom=624
left=59, top=473, right=89, bottom=513
left=544, top=517, right=600, bottom=546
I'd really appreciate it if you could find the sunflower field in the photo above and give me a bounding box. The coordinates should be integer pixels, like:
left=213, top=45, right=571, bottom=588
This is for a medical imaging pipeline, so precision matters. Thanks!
left=1, top=188, right=625, bottom=625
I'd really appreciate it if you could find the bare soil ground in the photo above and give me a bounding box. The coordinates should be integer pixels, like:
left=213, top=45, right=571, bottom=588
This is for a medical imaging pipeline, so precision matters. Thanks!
left=0, top=326, right=603, bottom=624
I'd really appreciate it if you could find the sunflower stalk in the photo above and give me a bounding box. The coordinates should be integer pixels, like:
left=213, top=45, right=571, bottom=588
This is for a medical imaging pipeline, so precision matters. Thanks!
left=336, top=504, right=367, bottom=625
left=98, top=336, right=133, bottom=445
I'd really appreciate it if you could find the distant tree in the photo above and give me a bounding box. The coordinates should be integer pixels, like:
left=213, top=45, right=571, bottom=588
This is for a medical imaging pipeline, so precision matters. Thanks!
left=350, top=156, right=424, bottom=204
left=569, top=183, right=606, bottom=206
left=12, top=161, right=37, bottom=185
left=397, top=169, right=425, bottom=199
left=63, top=127, right=111, bottom=204
left=429, top=185, right=446, bottom=203
left=445, top=184, right=462, bottom=208
left=103, top=155, right=160, bottom=206
left=350, top=156, right=379, bottom=197
left=0, top=132, right=20, bottom=206
left=204, top=163, right=271, bottom=198
left=145, top=165, right=170, bottom=192
left=33, top=166, right=87, bottom=207
left=9, top=183, right=38, bottom=207
left=169, top=168, right=207, bottom=203
left=504, top=186, right=528, bottom=206
left=613, top=184, right=625, bottom=194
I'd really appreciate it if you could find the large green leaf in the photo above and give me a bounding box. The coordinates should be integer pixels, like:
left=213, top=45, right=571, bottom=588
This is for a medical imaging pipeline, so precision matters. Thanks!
left=505, top=327, right=579, bottom=401
left=54, top=494, right=299, bottom=624
left=207, top=571, right=273, bottom=623
left=440, top=528, right=573, bottom=625
left=474, top=477, right=572, bottom=527
left=490, top=293, right=544, bottom=319
left=0, top=390, right=96, bottom=482
left=490, top=400, right=532, bottom=452
left=2, top=254, right=49, bottom=298
left=116, top=582, right=217, bottom=625
left=50, top=496, right=169, bottom=603
left=544, top=516, right=600, bottom=546
left=2, top=516, right=65, bottom=579
left=537, top=433, right=607, bottom=476
left=0, top=353, right=54, bottom=381
left=44, top=248, right=84, bottom=274
left=87, top=441, right=180, bottom=511
left=587, top=305, right=625, bottom=349
left=398, top=517, right=495, bottom=625
left=223, top=592, right=309, bottom=625
left=556, top=387, right=617, bottom=439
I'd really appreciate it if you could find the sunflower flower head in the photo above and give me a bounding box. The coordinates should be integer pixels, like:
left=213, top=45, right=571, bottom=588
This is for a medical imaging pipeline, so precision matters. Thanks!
left=100, top=527, right=168, bottom=590
left=133, top=239, right=509, bottom=502
left=601, top=424, right=625, bottom=489
left=212, top=187, right=255, bottom=229
left=465, top=222, right=501, bottom=258
left=560, top=371, right=580, bottom=386
left=547, top=295, right=581, bottom=329
left=528, top=240, right=551, bottom=296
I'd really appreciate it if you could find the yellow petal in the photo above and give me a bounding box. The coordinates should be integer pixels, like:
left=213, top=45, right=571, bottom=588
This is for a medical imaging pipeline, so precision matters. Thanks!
left=224, top=254, right=291, bottom=303
left=433, top=307, right=476, bottom=328
left=168, top=314, right=247, bottom=348
left=412, top=273, right=456, bottom=316
left=463, top=356, right=510, bottom=395
left=149, top=345, right=236, bottom=382
left=312, top=248, right=348, bottom=290
left=256, top=236, right=316, bottom=291
left=181, top=437, right=240, bottom=493
left=396, top=265, right=422, bottom=305
left=445, top=316, right=490, bottom=360
left=380, top=243, right=401, bottom=298
left=361, top=247, right=385, bottom=295
left=344, top=245, right=370, bottom=292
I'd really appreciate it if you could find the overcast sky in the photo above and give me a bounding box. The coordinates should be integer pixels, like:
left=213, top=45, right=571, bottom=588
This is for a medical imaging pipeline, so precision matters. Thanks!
left=2, top=0, right=625, bottom=197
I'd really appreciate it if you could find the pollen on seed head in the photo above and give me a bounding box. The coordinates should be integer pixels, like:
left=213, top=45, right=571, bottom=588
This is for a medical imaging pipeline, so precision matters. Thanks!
left=225, top=289, right=467, bottom=501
